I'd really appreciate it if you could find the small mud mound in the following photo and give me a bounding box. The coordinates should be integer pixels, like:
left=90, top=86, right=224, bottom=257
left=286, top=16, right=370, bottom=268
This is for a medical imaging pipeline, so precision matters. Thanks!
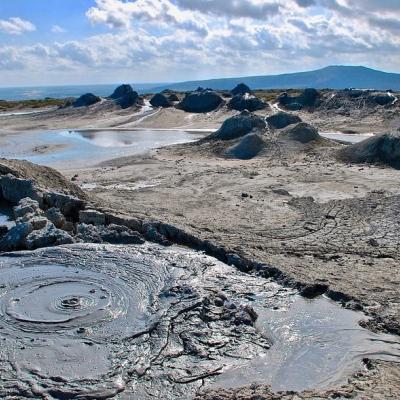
left=168, top=93, right=179, bottom=102
left=109, top=84, right=135, bottom=100
left=73, top=93, right=101, bottom=108
left=150, top=93, right=173, bottom=108
left=109, top=84, right=142, bottom=109
left=208, top=110, right=266, bottom=141
left=226, top=133, right=266, bottom=160
left=338, top=132, right=400, bottom=169
left=231, top=83, right=252, bottom=96
left=266, top=112, right=302, bottom=129
left=228, top=94, right=267, bottom=112
left=161, top=89, right=180, bottom=102
left=178, top=89, right=223, bottom=113
left=278, top=122, right=321, bottom=144
left=374, top=94, right=394, bottom=106
left=278, top=88, right=320, bottom=110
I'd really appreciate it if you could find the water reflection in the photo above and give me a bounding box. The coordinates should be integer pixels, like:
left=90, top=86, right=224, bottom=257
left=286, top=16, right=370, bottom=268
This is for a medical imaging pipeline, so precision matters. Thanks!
left=320, top=132, right=374, bottom=144
left=213, top=295, right=400, bottom=392
left=0, top=129, right=204, bottom=169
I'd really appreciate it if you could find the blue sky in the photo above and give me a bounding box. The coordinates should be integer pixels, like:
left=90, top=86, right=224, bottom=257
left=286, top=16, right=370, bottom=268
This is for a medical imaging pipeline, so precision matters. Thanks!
left=0, top=0, right=399, bottom=86
left=0, top=1, right=103, bottom=44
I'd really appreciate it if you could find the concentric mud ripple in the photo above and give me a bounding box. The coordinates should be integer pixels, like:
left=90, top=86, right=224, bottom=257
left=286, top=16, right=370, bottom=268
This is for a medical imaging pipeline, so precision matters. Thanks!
left=0, top=243, right=180, bottom=399
left=1, top=267, right=132, bottom=336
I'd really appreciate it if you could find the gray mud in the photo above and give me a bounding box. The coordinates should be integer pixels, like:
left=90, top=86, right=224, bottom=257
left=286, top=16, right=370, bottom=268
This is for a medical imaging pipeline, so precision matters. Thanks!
left=0, top=243, right=399, bottom=399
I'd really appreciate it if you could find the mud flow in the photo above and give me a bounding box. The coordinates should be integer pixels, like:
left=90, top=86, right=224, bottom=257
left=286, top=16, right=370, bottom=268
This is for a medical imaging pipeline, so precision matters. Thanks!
left=0, top=243, right=399, bottom=399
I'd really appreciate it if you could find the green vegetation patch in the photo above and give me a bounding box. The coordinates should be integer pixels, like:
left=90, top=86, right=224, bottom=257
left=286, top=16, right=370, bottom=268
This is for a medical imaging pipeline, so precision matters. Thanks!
left=0, top=98, right=69, bottom=112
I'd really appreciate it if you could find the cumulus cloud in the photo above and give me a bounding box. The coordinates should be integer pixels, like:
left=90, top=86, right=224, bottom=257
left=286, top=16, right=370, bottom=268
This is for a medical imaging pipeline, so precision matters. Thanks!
left=0, top=17, right=36, bottom=35
left=86, top=0, right=207, bottom=35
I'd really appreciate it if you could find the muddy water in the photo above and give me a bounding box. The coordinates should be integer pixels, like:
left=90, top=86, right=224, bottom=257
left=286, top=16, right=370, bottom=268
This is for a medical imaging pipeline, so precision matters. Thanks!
left=0, top=129, right=204, bottom=169
left=0, top=243, right=399, bottom=399
left=0, top=244, right=180, bottom=398
left=320, top=132, right=374, bottom=143
left=213, top=296, right=400, bottom=392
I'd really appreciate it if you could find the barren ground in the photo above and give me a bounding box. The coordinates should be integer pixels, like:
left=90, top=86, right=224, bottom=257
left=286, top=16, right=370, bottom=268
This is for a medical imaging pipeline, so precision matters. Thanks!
left=1, top=96, right=400, bottom=399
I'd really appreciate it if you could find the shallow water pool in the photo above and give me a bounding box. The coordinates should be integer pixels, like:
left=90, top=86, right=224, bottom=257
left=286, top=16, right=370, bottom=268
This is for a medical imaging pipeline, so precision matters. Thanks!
left=320, top=132, right=374, bottom=144
left=0, top=129, right=204, bottom=169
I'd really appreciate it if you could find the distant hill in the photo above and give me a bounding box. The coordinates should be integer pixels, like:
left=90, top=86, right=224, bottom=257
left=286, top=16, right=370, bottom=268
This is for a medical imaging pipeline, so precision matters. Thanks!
left=148, top=66, right=400, bottom=93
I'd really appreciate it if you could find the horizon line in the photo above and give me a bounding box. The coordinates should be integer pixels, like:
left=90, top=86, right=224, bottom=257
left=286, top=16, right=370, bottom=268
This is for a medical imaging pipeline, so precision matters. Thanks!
left=0, top=64, right=398, bottom=90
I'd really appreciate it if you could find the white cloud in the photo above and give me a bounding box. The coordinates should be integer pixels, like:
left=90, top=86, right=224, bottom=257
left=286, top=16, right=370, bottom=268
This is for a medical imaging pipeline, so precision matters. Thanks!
left=0, top=17, right=36, bottom=35
left=86, top=0, right=207, bottom=35
left=52, top=25, right=66, bottom=33
left=0, top=0, right=400, bottom=85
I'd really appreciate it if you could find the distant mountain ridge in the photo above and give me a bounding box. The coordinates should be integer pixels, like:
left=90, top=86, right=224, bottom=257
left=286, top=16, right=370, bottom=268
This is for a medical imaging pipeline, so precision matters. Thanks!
left=149, top=66, right=400, bottom=92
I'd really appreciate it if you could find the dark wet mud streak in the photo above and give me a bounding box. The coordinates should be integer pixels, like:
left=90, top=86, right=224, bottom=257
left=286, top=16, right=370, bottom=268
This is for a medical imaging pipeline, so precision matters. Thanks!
left=0, top=243, right=399, bottom=399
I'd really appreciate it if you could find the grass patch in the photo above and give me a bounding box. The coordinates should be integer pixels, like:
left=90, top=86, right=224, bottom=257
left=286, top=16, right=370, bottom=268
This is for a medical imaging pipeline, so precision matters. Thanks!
left=0, top=98, right=69, bottom=111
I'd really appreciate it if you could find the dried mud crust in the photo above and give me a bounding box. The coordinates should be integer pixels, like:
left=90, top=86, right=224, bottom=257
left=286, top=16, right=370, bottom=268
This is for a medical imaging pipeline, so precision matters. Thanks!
left=0, top=158, right=86, bottom=199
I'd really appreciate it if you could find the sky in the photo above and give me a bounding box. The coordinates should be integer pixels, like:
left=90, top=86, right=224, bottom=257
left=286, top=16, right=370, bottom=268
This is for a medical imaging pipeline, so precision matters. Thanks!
left=0, top=0, right=399, bottom=86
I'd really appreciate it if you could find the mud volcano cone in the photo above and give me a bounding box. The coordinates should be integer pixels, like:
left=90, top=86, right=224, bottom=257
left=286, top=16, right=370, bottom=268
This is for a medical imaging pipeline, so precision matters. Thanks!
left=266, top=112, right=302, bottom=129
left=73, top=93, right=101, bottom=108
left=226, top=133, right=266, bottom=159
left=208, top=110, right=267, bottom=141
left=178, top=89, right=223, bottom=113
left=150, top=93, right=173, bottom=108
left=338, top=132, right=400, bottom=168
left=228, top=94, right=267, bottom=112
left=231, top=83, right=252, bottom=96
left=278, top=122, right=321, bottom=143
left=109, top=84, right=140, bottom=109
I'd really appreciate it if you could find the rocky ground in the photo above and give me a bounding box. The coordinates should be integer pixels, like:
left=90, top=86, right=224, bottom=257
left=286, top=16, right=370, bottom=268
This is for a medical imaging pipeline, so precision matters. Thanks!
left=0, top=86, right=400, bottom=399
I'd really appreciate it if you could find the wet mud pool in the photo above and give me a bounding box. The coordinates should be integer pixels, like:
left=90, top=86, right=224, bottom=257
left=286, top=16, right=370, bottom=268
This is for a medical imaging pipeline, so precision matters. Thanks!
left=0, top=243, right=399, bottom=399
